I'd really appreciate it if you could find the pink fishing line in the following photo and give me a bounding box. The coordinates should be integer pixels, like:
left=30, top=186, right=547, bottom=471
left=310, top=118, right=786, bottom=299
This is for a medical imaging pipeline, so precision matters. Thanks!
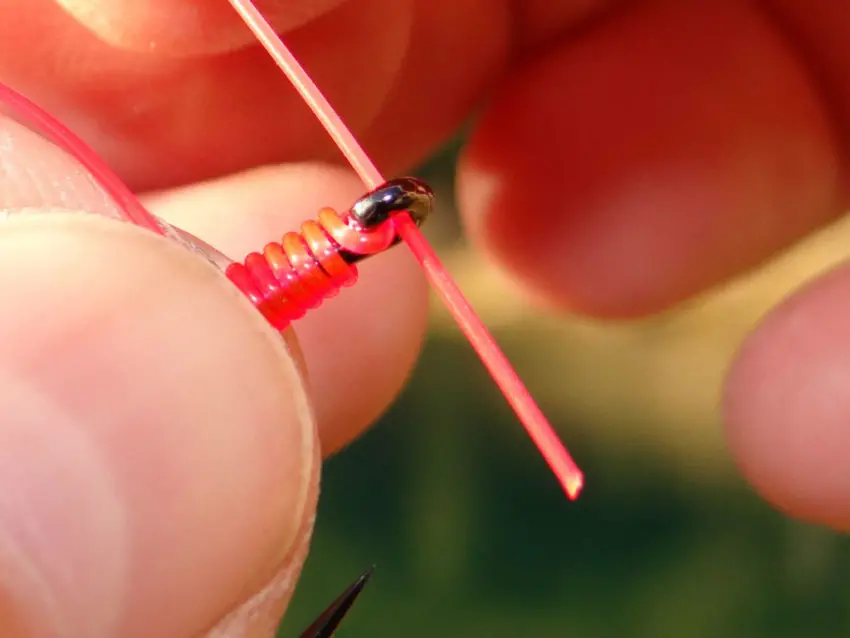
left=226, top=0, right=583, bottom=498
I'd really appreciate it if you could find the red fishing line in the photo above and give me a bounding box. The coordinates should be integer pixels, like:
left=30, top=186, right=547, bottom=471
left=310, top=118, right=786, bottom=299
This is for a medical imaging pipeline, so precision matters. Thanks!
left=0, top=1, right=583, bottom=499
left=226, top=0, right=583, bottom=499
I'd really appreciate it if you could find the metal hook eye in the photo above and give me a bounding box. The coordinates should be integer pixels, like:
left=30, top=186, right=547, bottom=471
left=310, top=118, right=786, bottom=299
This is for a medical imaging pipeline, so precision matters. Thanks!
left=350, top=177, right=434, bottom=229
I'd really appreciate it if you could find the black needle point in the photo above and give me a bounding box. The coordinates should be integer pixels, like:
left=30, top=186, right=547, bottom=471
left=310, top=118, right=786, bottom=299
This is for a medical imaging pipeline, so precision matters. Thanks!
left=298, top=568, right=373, bottom=637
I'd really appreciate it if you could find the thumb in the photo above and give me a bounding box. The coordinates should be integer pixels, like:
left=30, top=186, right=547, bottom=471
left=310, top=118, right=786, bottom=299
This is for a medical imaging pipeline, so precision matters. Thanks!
left=0, top=120, right=319, bottom=637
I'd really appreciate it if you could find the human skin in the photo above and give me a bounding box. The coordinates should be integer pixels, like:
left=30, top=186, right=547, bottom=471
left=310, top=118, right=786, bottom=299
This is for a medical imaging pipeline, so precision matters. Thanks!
left=0, top=0, right=848, bottom=636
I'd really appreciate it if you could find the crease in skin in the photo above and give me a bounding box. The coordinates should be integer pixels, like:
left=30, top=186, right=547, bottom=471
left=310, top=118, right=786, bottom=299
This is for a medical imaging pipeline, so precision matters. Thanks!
left=0, top=117, right=130, bottom=219
left=0, top=529, right=64, bottom=637
left=0, top=372, right=128, bottom=638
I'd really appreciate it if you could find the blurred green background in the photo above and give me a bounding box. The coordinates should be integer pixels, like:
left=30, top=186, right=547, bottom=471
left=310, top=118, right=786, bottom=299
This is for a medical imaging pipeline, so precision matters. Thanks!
left=278, top=146, right=850, bottom=637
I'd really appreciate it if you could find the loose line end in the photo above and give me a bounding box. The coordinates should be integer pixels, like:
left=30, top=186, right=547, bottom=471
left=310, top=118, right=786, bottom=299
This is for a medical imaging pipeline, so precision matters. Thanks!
left=227, top=0, right=587, bottom=501
left=395, top=214, right=585, bottom=500
left=565, top=472, right=584, bottom=501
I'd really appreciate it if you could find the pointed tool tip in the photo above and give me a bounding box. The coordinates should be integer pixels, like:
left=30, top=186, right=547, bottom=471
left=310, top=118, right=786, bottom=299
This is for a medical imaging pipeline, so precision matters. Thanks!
left=297, top=568, right=374, bottom=638
left=349, top=566, right=373, bottom=595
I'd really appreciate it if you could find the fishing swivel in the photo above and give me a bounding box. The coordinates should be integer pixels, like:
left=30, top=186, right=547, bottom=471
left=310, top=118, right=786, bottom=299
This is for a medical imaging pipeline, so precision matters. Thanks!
left=350, top=177, right=433, bottom=232
left=225, top=177, right=434, bottom=330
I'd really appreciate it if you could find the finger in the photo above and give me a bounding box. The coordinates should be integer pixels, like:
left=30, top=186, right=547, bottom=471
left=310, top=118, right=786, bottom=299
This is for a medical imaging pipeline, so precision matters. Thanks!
left=458, top=2, right=845, bottom=318
left=144, top=163, right=430, bottom=456
left=41, top=0, right=606, bottom=187
left=0, top=117, right=319, bottom=636
left=3, top=0, right=413, bottom=190
left=724, top=263, right=850, bottom=532
left=53, top=0, right=348, bottom=53
left=2, top=0, right=511, bottom=190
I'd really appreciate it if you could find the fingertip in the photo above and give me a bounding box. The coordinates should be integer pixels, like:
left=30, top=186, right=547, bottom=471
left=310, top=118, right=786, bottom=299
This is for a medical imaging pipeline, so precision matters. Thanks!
left=459, top=2, right=841, bottom=318
left=0, top=213, right=319, bottom=636
left=724, top=263, right=850, bottom=532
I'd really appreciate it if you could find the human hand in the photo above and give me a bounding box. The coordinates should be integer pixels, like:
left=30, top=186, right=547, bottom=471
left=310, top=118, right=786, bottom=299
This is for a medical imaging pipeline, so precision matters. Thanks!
left=0, top=124, right=432, bottom=638
left=0, top=0, right=848, bottom=634
left=0, top=3, right=432, bottom=636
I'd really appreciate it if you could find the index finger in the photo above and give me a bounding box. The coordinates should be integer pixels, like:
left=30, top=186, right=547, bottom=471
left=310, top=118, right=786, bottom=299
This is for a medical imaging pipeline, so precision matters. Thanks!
left=8, top=0, right=522, bottom=193
left=3, top=0, right=415, bottom=190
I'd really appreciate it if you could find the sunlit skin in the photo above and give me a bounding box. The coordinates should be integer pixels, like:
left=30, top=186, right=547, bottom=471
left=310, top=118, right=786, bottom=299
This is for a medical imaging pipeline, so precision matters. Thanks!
left=0, top=0, right=848, bottom=635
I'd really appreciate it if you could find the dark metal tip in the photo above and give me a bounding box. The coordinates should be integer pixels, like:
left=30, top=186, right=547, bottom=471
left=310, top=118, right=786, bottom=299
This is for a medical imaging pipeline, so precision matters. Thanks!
left=297, top=567, right=374, bottom=637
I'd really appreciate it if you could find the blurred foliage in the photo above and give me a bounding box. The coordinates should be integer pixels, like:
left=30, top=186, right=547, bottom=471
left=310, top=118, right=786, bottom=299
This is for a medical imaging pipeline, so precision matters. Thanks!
left=278, top=149, right=850, bottom=637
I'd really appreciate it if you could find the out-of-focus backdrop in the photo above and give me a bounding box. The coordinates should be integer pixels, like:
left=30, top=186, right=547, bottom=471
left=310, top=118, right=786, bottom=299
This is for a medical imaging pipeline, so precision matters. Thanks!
left=278, top=145, right=850, bottom=637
